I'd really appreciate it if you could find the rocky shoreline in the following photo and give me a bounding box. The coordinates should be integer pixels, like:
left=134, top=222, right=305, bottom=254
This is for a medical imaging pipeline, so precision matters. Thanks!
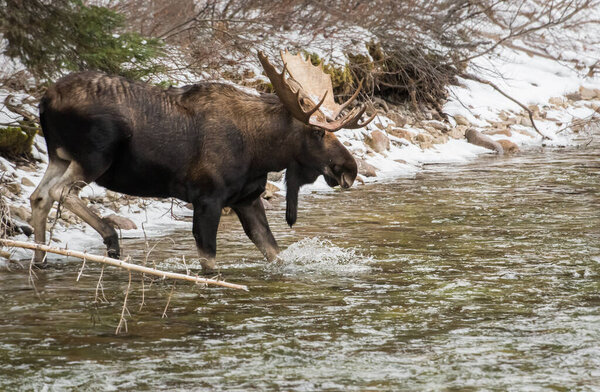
left=1, top=83, right=599, bottom=262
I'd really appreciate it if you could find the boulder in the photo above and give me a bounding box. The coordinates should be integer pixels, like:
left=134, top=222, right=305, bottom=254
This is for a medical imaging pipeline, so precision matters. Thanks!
left=496, top=139, right=519, bottom=153
left=261, top=198, right=273, bottom=210
left=386, top=111, right=408, bottom=127
left=483, top=129, right=512, bottom=137
left=448, top=127, right=464, bottom=139
left=267, top=171, right=284, bottom=182
left=262, top=182, right=281, bottom=200
left=103, top=214, right=138, bottom=230
left=388, top=128, right=414, bottom=142
left=365, top=130, right=390, bottom=153
left=566, top=91, right=582, bottom=101
left=355, top=158, right=378, bottom=177
left=9, top=205, right=31, bottom=222
left=21, top=176, right=35, bottom=187
left=4, top=181, right=21, bottom=196
left=421, top=120, right=448, bottom=132
left=579, top=86, right=598, bottom=100
left=465, top=128, right=503, bottom=154
left=415, top=133, right=433, bottom=149
left=549, top=97, right=567, bottom=107
left=453, top=114, right=470, bottom=126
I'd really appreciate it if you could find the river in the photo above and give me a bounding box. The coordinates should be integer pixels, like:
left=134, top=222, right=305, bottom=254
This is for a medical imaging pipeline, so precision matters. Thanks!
left=1, top=139, right=599, bottom=390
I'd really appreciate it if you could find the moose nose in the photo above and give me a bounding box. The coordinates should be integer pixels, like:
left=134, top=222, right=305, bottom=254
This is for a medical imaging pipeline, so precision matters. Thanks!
left=340, top=172, right=354, bottom=189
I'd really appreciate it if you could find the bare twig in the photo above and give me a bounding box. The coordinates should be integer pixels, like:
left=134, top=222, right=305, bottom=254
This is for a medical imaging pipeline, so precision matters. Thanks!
left=1, top=239, right=248, bottom=290
left=115, top=270, right=132, bottom=334
left=162, top=282, right=175, bottom=318
left=76, top=254, right=87, bottom=282
left=461, top=72, right=551, bottom=140
left=95, top=265, right=108, bottom=303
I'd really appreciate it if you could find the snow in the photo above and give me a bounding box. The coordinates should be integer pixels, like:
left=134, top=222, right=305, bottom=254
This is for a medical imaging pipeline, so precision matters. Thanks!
left=2, top=9, right=600, bottom=262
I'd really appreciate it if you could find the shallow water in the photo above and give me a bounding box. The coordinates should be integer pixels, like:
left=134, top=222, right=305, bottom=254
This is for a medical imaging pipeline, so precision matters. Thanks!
left=1, top=140, right=599, bottom=391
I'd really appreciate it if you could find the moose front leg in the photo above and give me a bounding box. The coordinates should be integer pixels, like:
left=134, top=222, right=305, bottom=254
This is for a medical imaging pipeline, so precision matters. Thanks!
left=233, top=198, right=280, bottom=261
left=192, top=199, right=222, bottom=273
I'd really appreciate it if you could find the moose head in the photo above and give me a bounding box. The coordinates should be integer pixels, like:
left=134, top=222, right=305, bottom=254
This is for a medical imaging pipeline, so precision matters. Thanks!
left=259, top=50, right=375, bottom=226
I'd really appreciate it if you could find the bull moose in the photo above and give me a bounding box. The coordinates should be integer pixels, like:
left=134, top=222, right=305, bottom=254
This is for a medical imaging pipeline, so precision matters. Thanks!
left=30, top=50, right=374, bottom=272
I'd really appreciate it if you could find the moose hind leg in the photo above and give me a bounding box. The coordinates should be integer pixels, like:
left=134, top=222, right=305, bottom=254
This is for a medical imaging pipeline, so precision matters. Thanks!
left=49, top=161, right=120, bottom=258
left=29, top=158, right=69, bottom=263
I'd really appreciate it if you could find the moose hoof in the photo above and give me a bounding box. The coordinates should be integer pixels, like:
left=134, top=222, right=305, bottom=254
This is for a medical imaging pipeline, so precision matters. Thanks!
left=103, top=234, right=120, bottom=259
left=200, top=258, right=217, bottom=274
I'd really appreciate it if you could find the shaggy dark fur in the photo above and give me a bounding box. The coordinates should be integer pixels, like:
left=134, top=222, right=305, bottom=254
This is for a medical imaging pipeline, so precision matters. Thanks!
left=32, top=71, right=357, bottom=269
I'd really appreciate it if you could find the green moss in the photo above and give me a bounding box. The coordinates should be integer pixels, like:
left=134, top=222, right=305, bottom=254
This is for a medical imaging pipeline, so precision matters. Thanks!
left=0, top=125, right=37, bottom=157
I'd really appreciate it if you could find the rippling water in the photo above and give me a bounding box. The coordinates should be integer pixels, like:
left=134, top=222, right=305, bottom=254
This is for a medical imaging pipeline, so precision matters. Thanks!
left=1, top=140, right=599, bottom=390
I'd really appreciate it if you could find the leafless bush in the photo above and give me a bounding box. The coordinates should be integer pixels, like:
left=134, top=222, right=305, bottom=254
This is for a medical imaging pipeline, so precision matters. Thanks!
left=101, top=0, right=600, bottom=111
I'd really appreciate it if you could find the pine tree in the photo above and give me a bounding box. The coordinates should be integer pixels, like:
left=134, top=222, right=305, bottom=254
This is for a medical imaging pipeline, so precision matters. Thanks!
left=0, top=0, right=163, bottom=80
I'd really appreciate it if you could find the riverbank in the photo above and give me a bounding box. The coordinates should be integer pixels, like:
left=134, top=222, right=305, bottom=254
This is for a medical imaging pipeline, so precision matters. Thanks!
left=1, top=38, right=600, bottom=263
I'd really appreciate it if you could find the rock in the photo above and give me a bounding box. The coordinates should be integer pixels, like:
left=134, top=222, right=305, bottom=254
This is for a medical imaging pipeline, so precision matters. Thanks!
left=465, top=128, right=503, bottom=154
left=496, top=139, right=519, bottom=153
left=566, top=91, right=582, bottom=102
left=512, top=129, right=534, bottom=138
left=549, top=97, right=567, bottom=107
left=21, top=177, right=35, bottom=187
left=4, top=182, right=21, bottom=196
left=9, top=205, right=31, bottom=222
left=387, top=111, right=407, bottom=127
left=453, top=114, right=470, bottom=126
left=483, top=129, right=512, bottom=137
left=520, top=115, right=533, bottom=127
left=261, top=198, right=273, bottom=210
left=103, top=214, right=137, bottom=230
left=267, top=171, right=284, bottom=182
left=17, top=164, right=37, bottom=173
left=105, top=190, right=121, bottom=201
left=421, top=120, right=448, bottom=132
left=415, top=133, right=433, bottom=149
left=498, top=111, right=511, bottom=121
left=579, top=86, right=597, bottom=100
left=262, top=182, right=281, bottom=200
left=365, top=130, right=390, bottom=153
left=355, top=175, right=365, bottom=185
left=448, top=127, right=464, bottom=139
left=355, top=157, right=378, bottom=177
left=388, top=128, right=414, bottom=142
left=424, top=127, right=448, bottom=144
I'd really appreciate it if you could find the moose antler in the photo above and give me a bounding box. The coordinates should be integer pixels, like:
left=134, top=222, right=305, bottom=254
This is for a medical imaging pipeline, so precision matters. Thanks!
left=258, top=50, right=376, bottom=132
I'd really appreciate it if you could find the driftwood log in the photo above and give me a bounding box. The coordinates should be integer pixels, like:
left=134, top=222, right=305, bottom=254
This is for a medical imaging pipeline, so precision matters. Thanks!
left=0, top=239, right=248, bottom=291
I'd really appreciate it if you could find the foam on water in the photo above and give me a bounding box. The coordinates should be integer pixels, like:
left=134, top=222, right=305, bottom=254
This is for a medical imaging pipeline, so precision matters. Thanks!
left=266, top=237, right=373, bottom=276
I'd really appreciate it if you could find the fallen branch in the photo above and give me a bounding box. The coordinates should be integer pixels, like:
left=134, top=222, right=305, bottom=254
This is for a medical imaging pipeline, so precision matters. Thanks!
left=461, top=72, right=551, bottom=140
left=0, top=239, right=248, bottom=291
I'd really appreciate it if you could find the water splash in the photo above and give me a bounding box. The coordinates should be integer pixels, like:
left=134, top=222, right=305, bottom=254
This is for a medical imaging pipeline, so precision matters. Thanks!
left=266, top=237, right=373, bottom=276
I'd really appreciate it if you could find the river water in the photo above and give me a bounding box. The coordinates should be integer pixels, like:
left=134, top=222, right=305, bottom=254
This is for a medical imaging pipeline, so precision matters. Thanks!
left=1, top=140, right=599, bottom=391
